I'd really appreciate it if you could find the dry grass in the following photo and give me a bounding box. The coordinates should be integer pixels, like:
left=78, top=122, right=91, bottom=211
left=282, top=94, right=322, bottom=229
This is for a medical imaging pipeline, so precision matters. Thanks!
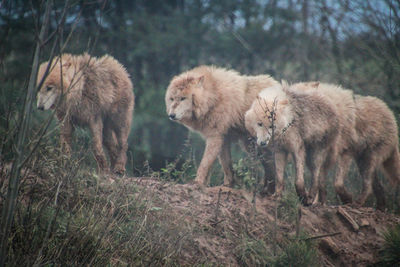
left=1, top=143, right=195, bottom=266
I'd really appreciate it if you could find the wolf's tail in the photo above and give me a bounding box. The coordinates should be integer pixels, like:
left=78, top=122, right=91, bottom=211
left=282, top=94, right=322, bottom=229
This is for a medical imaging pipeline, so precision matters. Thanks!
left=382, top=148, right=400, bottom=185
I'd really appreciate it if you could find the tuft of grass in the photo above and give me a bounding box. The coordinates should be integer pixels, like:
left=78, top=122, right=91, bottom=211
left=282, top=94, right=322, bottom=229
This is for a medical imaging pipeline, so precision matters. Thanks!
left=234, top=233, right=271, bottom=267
left=273, top=239, right=319, bottom=267
left=278, top=190, right=300, bottom=223
left=376, top=224, right=400, bottom=266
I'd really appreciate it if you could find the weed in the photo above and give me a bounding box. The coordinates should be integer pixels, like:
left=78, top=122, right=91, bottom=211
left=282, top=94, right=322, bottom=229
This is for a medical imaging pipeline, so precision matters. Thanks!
left=159, top=159, right=196, bottom=183
left=376, top=223, right=400, bottom=266
left=235, top=233, right=271, bottom=267
left=273, top=239, right=319, bottom=267
left=278, top=190, right=300, bottom=223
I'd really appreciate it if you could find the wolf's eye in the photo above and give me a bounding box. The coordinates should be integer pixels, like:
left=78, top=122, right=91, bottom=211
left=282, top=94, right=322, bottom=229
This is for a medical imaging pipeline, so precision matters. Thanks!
left=257, top=122, right=263, bottom=127
left=170, top=97, right=173, bottom=101
left=46, top=86, right=52, bottom=92
left=180, top=97, right=186, bottom=101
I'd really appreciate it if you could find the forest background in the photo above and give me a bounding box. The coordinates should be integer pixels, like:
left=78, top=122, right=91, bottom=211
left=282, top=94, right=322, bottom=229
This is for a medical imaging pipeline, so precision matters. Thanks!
left=1, top=0, right=400, bottom=199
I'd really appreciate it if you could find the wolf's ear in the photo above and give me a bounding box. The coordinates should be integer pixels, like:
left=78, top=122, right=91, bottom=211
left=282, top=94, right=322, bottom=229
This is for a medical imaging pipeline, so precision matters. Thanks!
left=281, top=80, right=289, bottom=88
left=62, top=61, right=72, bottom=69
left=178, top=76, right=194, bottom=90
left=60, top=54, right=73, bottom=69
left=310, top=82, right=320, bottom=88
left=197, top=75, right=205, bottom=86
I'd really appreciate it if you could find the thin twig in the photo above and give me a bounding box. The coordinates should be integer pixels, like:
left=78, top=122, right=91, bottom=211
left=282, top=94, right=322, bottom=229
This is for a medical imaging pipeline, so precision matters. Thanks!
left=302, top=232, right=342, bottom=241
left=212, top=188, right=222, bottom=224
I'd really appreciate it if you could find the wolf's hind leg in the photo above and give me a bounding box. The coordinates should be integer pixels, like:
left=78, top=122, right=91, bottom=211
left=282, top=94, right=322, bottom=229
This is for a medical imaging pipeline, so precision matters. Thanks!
left=218, top=137, right=234, bottom=187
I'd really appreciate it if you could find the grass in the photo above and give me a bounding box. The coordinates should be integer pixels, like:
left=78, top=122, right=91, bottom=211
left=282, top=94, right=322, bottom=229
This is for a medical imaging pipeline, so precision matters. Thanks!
left=376, top=223, right=400, bottom=266
left=278, top=189, right=301, bottom=224
left=273, top=239, right=319, bottom=267
left=1, top=143, right=195, bottom=266
left=234, top=232, right=271, bottom=266
left=4, top=135, right=396, bottom=266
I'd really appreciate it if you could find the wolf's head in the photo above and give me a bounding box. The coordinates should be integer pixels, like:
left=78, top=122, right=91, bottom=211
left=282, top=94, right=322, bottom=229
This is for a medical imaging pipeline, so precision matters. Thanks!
left=245, top=85, right=293, bottom=147
left=36, top=54, right=85, bottom=111
left=166, top=72, right=217, bottom=123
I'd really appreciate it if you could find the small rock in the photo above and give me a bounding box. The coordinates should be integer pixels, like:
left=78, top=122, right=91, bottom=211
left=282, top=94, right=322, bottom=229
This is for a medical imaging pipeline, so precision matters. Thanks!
left=360, top=219, right=370, bottom=227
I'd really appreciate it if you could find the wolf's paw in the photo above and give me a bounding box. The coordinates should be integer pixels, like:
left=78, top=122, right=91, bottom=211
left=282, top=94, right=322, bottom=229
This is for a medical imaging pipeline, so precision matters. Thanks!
left=223, top=180, right=235, bottom=188
left=113, top=165, right=126, bottom=176
left=187, top=180, right=206, bottom=191
left=114, top=169, right=125, bottom=176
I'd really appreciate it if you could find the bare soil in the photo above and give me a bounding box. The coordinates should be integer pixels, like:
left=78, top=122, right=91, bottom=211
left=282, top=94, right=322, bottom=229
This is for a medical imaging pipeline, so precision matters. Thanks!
left=130, top=177, right=400, bottom=266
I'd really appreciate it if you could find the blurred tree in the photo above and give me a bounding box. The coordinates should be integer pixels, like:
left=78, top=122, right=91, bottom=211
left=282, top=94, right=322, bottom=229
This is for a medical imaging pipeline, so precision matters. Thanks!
left=0, top=0, right=399, bottom=180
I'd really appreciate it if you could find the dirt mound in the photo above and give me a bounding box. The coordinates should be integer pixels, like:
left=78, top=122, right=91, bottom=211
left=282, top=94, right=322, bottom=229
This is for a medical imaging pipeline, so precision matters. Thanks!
left=130, top=177, right=400, bottom=266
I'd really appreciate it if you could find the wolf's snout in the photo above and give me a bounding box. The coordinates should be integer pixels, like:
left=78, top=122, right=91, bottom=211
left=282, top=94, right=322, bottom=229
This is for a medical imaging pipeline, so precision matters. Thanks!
left=259, top=141, right=266, bottom=146
left=38, top=105, right=44, bottom=111
left=169, top=113, right=176, bottom=120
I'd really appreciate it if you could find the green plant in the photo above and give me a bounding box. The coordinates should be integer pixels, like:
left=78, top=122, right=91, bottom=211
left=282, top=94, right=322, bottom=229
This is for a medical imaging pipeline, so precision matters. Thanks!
left=233, top=158, right=256, bottom=190
left=159, top=158, right=196, bottom=183
left=277, top=190, right=300, bottom=223
left=235, top=233, right=271, bottom=267
left=376, top=224, right=400, bottom=266
left=273, top=239, right=319, bottom=267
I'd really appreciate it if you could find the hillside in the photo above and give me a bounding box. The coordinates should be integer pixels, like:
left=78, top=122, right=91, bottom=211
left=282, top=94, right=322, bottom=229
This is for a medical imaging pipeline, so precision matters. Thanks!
left=128, top=178, right=400, bottom=266
left=3, top=170, right=400, bottom=266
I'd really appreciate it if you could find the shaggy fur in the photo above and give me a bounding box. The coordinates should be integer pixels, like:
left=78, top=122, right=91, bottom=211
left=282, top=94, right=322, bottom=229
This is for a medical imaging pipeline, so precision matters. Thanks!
left=36, top=53, right=134, bottom=174
left=291, top=82, right=357, bottom=204
left=245, top=82, right=340, bottom=203
left=291, top=82, right=400, bottom=208
left=165, top=65, right=278, bottom=187
left=334, top=95, right=400, bottom=207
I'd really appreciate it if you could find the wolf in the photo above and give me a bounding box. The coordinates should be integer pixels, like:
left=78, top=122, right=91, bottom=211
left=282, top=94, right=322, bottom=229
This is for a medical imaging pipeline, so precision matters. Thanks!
left=290, top=82, right=400, bottom=208
left=36, top=53, right=134, bottom=175
left=334, top=95, right=400, bottom=207
left=245, top=82, right=340, bottom=204
left=165, top=65, right=278, bottom=189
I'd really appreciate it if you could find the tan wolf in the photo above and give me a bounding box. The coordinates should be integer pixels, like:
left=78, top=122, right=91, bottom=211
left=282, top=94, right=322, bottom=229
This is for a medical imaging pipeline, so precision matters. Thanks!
left=290, top=82, right=357, bottom=204
left=36, top=53, right=134, bottom=175
left=165, top=65, right=278, bottom=188
left=290, top=82, right=400, bottom=209
left=334, top=95, right=400, bottom=207
left=245, top=82, right=340, bottom=204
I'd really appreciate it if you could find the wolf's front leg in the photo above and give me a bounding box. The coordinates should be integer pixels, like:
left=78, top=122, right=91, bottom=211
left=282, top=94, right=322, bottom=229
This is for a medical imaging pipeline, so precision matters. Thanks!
left=195, top=136, right=223, bottom=185
left=60, top=118, right=74, bottom=156
left=273, top=150, right=287, bottom=197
